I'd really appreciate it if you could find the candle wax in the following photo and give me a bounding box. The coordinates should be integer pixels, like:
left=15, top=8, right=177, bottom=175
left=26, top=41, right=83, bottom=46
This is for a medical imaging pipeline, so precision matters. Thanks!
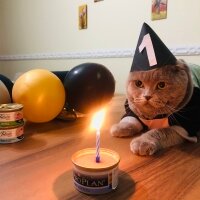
left=72, top=148, right=120, bottom=170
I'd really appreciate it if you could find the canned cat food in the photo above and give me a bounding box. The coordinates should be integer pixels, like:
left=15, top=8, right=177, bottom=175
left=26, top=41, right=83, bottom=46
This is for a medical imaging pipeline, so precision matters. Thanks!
left=71, top=148, right=120, bottom=195
left=0, top=126, right=24, bottom=143
left=0, top=103, right=24, bottom=143
left=0, top=103, right=24, bottom=128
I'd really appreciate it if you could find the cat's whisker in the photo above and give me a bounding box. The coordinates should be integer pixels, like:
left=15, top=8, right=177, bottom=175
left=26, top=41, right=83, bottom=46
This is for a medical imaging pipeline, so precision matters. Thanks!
left=159, top=106, right=176, bottom=118
left=165, top=105, right=189, bottom=121
left=158, top=106, right=181, bottom=125
left=133, top=98, right=146, bottom=104
left=164, top=105, right=179, bottom=115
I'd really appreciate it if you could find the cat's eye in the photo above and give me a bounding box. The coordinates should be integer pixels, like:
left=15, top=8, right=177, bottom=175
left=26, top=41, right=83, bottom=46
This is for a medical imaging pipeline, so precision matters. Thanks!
left=157, top=82, right=165, bottom=89
left=135, top=80, right=144, bottom=88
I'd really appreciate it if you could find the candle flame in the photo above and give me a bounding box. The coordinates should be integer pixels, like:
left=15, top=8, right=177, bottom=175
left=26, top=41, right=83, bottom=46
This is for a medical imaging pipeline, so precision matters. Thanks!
left=91, top=109, right=106, bottom=131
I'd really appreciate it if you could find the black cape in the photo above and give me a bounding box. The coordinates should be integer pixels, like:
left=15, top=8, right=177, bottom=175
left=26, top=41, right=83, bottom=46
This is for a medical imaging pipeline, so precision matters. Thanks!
left=123, top=87, right=200, bottom=139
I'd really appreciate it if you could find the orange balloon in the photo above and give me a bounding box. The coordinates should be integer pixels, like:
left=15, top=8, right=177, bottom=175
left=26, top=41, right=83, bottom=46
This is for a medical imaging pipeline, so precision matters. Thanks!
left=12, top=69, right=66, bottom=123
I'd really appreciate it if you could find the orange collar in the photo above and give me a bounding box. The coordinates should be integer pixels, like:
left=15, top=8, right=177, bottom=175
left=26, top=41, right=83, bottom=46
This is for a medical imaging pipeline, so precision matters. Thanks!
left=139, top=117, right=169, bottom=129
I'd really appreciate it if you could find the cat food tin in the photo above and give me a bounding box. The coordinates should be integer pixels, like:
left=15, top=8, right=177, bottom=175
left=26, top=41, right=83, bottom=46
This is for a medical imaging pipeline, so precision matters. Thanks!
left=71, top=148, right=120, bottom=195
left=0, top=103, right=24, bottom=143
left=0, top=103, right=24, bottom=128
left=0, top=126, right=24, bottom=143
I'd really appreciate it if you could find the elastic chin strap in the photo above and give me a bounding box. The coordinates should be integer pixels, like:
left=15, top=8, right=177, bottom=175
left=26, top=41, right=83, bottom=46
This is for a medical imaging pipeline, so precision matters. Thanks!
left=153, top=114, right=168, bottom=119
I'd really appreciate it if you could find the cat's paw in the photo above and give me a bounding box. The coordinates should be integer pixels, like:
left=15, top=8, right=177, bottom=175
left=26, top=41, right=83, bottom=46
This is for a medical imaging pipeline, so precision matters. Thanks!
left=130, top=137, right=158, bottom=156
left=110, top=123, right=136, bottom=137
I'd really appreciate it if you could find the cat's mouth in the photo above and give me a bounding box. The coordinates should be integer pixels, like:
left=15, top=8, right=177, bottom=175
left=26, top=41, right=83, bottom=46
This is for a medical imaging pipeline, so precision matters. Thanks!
left=147, top=99, right=168, bottom=108
left=132, top=97, right=167, bottom=108
left=131, top=100, right=171, bottom=120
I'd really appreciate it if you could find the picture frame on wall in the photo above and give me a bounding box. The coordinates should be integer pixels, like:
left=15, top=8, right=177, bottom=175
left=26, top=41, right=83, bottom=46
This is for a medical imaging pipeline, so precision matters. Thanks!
left=152, top=0, right=168, bottom=20
left=79, top=4, right=87, bottom=30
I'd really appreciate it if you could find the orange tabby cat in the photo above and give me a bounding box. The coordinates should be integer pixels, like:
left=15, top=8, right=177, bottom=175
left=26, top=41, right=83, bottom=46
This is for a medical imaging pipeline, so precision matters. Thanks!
left=111, top=60, right=200, bottom=155
left=110, top=23, right=200, bottom=156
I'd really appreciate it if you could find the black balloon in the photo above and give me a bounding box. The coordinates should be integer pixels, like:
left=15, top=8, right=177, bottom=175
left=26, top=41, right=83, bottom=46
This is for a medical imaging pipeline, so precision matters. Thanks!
left=64, top=63, right=115, bottom=114
left=52, top=71, right=69, bottom=83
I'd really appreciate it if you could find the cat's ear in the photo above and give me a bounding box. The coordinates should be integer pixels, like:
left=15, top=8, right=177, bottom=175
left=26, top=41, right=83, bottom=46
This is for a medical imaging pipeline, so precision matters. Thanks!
left=168, top=59, right=190, bottom=75
left=175, top=59, right=190, bottom=71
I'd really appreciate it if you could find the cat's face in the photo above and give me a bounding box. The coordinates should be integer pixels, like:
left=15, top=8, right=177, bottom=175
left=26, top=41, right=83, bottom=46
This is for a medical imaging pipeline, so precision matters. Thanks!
left=126, top=62, right=192, bottom=119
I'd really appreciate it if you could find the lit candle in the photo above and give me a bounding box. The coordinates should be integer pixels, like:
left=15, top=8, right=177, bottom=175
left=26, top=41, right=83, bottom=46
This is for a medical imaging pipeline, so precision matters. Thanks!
left=72, top=108, right=120, bottom=195
left=96, top=129, right=100, bottom=162
left=91, top=109, right=105, bottom=163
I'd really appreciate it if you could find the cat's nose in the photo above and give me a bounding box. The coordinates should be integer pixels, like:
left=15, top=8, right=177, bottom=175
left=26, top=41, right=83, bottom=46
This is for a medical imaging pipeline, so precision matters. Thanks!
left=144, top=95, right=152, bottom=100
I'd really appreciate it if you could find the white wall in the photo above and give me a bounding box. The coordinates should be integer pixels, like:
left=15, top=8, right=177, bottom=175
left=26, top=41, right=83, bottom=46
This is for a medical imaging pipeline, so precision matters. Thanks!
left=0, top=0, right=200, bottom=93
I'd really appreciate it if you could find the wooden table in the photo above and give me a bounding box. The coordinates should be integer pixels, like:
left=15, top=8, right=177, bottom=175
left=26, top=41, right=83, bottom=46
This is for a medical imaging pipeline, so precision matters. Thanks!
left=1, top=95, right=200, bottom=200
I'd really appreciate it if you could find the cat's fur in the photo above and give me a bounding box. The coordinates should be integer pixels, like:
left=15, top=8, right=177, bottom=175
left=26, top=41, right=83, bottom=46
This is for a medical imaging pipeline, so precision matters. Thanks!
left=111, top=60, right=200, bottom=155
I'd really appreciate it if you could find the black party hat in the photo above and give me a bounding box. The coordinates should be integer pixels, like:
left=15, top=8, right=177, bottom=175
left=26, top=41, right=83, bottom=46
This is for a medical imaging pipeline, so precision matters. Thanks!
left=131, top=23, right=176, bottom=71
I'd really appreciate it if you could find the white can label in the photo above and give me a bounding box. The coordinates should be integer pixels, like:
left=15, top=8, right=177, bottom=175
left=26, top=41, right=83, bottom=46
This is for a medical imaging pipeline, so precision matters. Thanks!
left=73, top=166, right=119, bottom=194
left=0, top=126, right=24, bottom=139
left=0, top=111, right=23, bottom=122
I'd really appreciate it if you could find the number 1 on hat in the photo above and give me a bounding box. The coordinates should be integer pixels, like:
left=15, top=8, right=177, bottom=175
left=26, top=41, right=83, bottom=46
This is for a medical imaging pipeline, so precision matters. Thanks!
left=139, top=33, right=157, bottom=67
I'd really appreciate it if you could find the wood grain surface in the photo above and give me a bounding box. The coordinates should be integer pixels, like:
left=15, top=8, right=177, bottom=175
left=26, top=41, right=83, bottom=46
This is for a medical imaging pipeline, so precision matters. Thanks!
left=0, top=95, right=200, bottom=200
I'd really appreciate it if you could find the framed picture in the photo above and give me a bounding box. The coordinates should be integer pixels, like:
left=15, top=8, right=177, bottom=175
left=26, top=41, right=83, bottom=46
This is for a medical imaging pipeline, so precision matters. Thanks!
left=79, top=4, right=87, bottom=30
left=151, top=0, right=168, bottom=20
